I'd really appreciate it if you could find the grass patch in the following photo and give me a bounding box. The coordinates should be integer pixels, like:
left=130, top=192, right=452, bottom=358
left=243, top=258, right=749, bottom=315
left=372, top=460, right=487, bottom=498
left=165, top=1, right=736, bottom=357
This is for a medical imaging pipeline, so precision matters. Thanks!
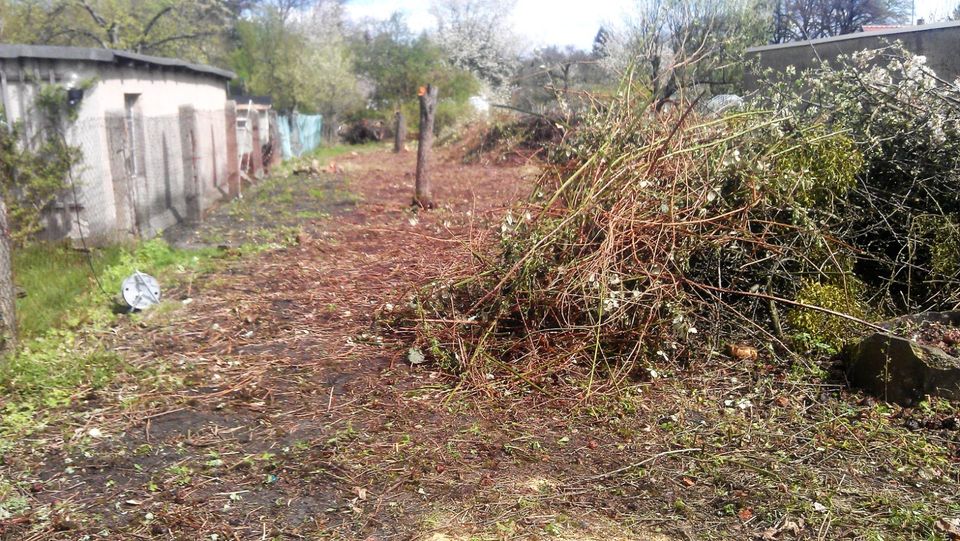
left=308, top=142, right=382, bottom=163
left=0, top=330, right=122, bottom=444
left=14, top=239, right=223, bottom=337
left=1, top=238, right=232, bottom=446
left=274, top=142, right=382, bottom=177
left=13, top=242, right=125, bottom=337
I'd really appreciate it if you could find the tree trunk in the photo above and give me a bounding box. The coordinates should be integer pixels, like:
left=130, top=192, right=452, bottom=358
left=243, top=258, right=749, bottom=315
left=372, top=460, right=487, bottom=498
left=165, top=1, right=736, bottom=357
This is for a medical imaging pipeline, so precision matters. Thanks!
left=393, top=111, right=406, bottom=153
left=414, top=85, right=438, bottom=209
left=0, top=196, right=17, bottom=354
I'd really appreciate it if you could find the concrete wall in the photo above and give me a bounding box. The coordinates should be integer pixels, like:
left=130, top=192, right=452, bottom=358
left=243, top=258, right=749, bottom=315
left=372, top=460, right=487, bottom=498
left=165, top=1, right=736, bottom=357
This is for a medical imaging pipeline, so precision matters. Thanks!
left=744, top=21, right=960, bottom=90
left=0, top=56, right=234, bottom=242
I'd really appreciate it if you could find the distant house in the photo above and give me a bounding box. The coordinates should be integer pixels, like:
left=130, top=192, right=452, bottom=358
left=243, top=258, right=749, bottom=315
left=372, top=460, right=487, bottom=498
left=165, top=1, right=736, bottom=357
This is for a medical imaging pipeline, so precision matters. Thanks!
left=744, top=21, right=960, bottom=90
left=0, top=44, right=241, bottom=242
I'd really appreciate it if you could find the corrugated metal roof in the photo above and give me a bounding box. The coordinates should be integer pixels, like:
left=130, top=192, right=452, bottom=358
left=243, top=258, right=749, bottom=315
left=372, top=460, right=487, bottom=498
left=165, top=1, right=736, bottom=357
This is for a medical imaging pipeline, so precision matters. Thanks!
left=0, top=44, right=235, bottom=80
left=746, top=20, right=960, bottom=53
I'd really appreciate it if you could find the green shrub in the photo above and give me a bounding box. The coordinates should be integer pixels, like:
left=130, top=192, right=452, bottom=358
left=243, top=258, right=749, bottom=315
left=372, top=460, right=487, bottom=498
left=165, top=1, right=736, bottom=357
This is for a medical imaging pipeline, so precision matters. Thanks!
left=0, top=120, right=80, bottom=242
left=757, top=44, right=960, bottom=311
left=0, top=83, right=94, bottom=242
left=787, top=281, right=868, bottom=354
left=771, top=130, right=862, bottom=208
left=911, top=214, right=960, bottom=279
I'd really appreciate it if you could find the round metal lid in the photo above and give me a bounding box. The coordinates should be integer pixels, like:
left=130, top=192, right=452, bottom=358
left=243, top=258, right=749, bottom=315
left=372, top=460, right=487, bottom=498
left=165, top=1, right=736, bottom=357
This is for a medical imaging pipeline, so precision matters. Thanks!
left=121, top=271, right=161, bottom=310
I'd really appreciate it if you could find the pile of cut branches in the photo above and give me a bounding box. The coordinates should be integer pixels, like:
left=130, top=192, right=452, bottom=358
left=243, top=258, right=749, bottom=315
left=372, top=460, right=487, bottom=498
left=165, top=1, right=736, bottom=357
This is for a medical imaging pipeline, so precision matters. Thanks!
left=461, top=112, right=568, bottom=164
left=404, top=46, right=960, bottom=391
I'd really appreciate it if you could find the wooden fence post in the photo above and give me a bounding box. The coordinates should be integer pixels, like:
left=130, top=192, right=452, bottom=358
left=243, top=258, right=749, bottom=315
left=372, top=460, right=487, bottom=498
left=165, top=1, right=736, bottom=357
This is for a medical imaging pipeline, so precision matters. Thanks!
left=393, top=111, right=406, bottom=153
left=224, top=100, right=241, bottom=199
left=250, top=112, right=264, bottom=180
left=268, top=110, right=282, bottom=169
left=414, top=85, right=438, bottom=208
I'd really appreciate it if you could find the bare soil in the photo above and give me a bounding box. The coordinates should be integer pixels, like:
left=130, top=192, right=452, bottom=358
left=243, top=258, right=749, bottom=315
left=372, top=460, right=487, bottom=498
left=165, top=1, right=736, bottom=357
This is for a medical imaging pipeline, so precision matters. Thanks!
left=2, top=147, right=959, bottom=541
left=907, top=321, right=960, bottom=358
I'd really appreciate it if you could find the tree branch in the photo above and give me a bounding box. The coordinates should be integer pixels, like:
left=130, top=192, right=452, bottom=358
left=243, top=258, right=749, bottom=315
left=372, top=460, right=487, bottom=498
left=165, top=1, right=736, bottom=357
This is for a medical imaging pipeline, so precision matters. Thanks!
left=43, top=27, right=108, bottom=49
left=141, top=6, right=174, bottom=41
left=142, top=31, right=216, bottom=51
left=77, top=0, right=107, bottom=27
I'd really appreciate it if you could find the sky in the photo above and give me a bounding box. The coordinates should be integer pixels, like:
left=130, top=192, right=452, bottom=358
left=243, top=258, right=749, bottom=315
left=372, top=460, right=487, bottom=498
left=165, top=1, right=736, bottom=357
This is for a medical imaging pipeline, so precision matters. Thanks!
left=344, top=0, right=634, bottom=50
left=344, top=0, right=959, bottom=51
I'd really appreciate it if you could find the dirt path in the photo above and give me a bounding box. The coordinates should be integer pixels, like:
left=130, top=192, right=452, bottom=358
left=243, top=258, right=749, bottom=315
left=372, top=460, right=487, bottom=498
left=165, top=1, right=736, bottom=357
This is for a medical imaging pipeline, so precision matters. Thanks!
left=5, top=147, right=957, bottom=541
left=1, top=149, right=674, bottom=540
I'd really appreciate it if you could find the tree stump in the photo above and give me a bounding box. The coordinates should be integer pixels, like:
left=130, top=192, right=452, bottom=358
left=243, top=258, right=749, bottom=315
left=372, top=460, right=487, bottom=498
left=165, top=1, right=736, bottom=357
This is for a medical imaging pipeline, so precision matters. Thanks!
left=414, top=85, right=438, bottom=209
left=393, top=111, right=406, bottom=153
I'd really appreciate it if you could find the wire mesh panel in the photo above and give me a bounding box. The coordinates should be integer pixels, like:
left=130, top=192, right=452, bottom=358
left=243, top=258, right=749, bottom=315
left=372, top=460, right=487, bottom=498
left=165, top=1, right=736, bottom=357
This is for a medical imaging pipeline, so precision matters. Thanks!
left=37, top=108, right=232, bottom=243
left=49, top=116, right=118, bottom=242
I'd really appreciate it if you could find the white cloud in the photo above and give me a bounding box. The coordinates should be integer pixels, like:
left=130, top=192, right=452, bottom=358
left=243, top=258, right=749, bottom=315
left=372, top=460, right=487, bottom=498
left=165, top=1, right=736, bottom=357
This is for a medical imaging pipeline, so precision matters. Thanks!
left=344, top=0, right=434, bottom=32
left=343, top=0, right=631, bottom=50
left=345, top=0, right=956, bottom=51
left=510, top=0, right=631, bottom=50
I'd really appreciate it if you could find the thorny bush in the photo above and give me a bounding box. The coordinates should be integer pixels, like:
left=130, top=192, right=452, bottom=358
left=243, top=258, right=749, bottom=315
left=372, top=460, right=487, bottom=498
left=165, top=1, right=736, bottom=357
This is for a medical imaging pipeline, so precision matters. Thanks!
left=409, top=97, right=857, bottom=389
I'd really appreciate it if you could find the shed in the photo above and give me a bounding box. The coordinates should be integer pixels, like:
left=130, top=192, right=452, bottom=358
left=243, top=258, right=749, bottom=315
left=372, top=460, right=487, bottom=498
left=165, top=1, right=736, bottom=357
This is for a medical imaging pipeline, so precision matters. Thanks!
left=0, top=44, right=241, bottom=242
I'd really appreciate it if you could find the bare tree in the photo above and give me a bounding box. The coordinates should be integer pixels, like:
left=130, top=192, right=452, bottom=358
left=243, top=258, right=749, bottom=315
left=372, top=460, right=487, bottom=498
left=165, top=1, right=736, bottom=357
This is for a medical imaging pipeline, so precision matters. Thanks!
left=602, top=0, right=769, bottom=104
left=513, top=46, right=608, bottom=114
left=772, top=0, right=910, bottom=42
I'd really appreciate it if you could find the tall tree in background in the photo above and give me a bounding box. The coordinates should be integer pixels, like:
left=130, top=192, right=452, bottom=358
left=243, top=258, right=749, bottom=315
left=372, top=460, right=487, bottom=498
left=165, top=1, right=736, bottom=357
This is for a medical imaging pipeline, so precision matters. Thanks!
left=231, top=0, right=363, bottom=117
left=0, top=1, right=50, bottom=44
left=351, top=14, right=441, bottom=109
left=0, top=0, right=237, bottom=63
left=772, top=0, right=910, bottom=42
left=429, top=0, right=520, bottom=95
left=602, top=0, right=771, bottom=103
left=350, top=13, right=479, bottom=110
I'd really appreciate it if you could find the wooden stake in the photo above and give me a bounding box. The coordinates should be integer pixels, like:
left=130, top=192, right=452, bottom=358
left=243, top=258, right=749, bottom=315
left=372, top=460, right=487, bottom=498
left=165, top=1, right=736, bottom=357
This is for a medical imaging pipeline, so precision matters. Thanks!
left=414, top=85, right=438, bottom=209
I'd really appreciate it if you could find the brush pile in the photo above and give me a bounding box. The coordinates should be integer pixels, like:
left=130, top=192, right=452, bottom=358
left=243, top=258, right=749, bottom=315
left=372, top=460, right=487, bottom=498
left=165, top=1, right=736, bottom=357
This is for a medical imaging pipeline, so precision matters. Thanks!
left=406, top=45, right=960, bottom=389
left=461, top=113, right=567, bottom=164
